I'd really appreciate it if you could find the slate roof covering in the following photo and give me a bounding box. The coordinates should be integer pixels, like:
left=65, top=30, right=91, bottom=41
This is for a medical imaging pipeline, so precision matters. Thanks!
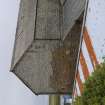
left=11, top=0, right=86, bottom=94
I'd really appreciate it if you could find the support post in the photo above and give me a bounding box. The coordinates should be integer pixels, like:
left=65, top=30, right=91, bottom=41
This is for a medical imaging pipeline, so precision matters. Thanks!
left=49, top=95, right=60, bottom=105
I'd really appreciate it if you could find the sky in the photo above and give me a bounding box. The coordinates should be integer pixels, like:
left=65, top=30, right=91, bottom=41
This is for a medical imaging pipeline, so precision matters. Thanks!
left=0, top=0, right=48, bottom=105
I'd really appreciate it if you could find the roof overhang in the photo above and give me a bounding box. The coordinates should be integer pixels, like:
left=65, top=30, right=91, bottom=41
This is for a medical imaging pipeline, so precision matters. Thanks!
left=11, top=0, right=88, bottom=95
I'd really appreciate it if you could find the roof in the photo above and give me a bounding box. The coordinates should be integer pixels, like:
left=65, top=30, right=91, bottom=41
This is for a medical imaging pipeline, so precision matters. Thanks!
left=11, top=0, right=86, bottom=94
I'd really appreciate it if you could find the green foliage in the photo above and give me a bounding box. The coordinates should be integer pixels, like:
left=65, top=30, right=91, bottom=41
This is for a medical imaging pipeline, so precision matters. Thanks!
left=73, top=97, right=83, bottom=105
left=73, top=59, right=105, bottom=105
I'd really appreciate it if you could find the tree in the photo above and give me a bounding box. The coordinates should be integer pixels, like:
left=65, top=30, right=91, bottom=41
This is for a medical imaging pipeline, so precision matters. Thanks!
left=74, top=59, right=105, bottom=105
left=73, top=96, right=83, bottom=105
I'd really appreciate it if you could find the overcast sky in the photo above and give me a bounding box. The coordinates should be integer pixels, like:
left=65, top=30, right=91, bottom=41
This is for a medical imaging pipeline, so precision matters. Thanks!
left=0, top=0, right=48, bottom=105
